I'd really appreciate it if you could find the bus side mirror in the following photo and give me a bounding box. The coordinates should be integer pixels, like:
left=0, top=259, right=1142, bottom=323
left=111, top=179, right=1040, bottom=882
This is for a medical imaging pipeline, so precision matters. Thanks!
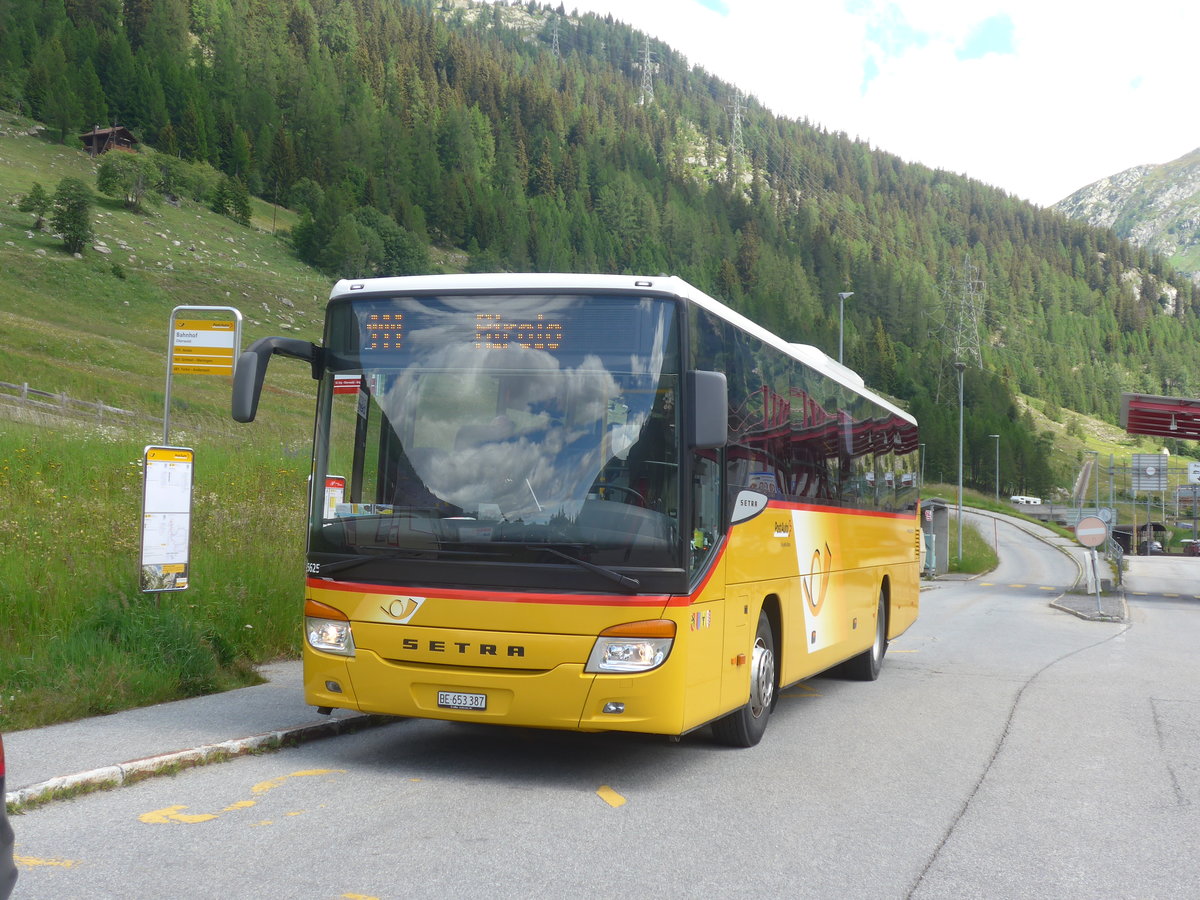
left=688, top=370, right=727, bottom=449
left=232, top=336, right=319, bottom=423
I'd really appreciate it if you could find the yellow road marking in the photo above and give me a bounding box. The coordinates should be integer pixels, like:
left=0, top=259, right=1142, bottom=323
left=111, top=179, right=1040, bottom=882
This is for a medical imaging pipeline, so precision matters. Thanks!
left=141, top=770, right=345, bottom=826
left=139, top=805, right=218, bottom=825
left=596, top=785, right=627, bottom=808
left=15, top=854, right=80, bottom=869
left=1039, top=586, right=1056, bottom=591
left=252, top=769, right=343, bottom=795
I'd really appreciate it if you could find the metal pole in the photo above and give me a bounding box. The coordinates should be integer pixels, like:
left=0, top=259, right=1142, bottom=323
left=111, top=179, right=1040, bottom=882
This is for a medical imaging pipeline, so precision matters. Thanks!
left=956, top=361, right=965, bottom=560
left=989, top=433, right=999, bottom=502
left=1109, top=454, right=1114, bottom=515
left=837, top=292, right=853, bottom=364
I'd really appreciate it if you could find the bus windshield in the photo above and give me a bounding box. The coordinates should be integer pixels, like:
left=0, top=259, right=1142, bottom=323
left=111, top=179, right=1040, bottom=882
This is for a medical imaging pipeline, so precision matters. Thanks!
left=311, top=293, right=683, bottom=576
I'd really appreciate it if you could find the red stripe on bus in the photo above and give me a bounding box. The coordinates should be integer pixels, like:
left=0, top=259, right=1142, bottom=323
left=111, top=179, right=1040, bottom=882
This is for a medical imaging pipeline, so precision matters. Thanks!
left=306, top=541, right=736, bottom=608
left=306, top=578, right=678, bottom=607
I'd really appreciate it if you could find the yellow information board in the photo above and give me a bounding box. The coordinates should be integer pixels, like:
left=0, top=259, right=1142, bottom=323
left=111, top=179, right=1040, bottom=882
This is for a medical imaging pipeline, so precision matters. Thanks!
left=172, top=318, right=238, bottom=375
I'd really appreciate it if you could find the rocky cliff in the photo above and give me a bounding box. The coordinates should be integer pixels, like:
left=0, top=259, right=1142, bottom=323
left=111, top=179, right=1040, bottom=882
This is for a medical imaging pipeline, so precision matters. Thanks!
left=1055, top=148, right=1200, bottom=282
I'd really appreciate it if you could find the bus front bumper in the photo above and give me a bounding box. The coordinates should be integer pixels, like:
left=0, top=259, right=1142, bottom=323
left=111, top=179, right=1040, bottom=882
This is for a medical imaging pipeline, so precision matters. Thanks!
left=304, top=646, right=686, bottom=734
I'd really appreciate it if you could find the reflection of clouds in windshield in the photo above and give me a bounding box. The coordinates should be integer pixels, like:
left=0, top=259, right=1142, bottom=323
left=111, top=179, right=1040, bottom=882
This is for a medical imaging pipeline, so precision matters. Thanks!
left=627, top=300, right=668, bottom=378
left=376, top=344, right=635, bottom=517
left=360, top=298, right=674, bottom=520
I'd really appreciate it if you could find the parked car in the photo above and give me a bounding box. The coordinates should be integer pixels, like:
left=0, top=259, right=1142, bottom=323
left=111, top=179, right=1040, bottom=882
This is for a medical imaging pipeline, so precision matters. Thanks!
left=1182, top=539, right=1200, bottom=557
left=1, top=733, right=16, bottom=900
left=1137, top=540, right=1164, bottom=555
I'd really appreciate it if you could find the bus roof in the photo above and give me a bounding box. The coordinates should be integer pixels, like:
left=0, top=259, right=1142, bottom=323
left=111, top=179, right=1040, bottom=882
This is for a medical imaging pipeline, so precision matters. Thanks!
left=329, top=273, right=916, bottom=426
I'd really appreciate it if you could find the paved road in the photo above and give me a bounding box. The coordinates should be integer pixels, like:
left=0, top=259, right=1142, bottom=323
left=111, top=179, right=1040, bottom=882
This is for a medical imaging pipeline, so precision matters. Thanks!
left=7, top=513, right=1199, bottom=898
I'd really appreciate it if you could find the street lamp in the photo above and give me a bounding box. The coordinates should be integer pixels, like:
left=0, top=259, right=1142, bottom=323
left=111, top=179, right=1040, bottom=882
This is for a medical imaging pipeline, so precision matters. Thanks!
left=955, top=361, right=966, bottom=560
left=989, top=434, right=1000, bottom=502
left=837, top=292, right=854, bottom=364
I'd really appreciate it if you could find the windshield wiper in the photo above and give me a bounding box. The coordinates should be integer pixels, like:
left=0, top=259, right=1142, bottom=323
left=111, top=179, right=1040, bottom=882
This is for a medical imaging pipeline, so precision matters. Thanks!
left=528, top=546, right=641, bottom=593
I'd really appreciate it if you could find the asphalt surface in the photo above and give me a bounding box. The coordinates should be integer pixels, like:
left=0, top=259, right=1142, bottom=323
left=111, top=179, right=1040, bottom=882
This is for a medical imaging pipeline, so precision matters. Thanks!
left=3, top=662, right=385, bottom=808
left=3, top=509, right=1171, bottom=811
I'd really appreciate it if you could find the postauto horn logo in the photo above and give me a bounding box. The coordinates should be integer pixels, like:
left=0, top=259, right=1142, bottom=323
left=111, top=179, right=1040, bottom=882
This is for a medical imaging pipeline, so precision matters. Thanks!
left=381, top=596, right=425, bottom=623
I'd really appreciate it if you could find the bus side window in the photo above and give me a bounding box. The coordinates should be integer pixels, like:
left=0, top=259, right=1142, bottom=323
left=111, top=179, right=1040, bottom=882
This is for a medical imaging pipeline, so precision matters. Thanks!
left=689, top=451, right=722, bottom=579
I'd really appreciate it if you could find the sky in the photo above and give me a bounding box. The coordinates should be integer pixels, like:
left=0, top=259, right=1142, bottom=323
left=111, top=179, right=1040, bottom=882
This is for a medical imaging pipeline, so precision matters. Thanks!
left=523, top=0, right=1200, bottom=207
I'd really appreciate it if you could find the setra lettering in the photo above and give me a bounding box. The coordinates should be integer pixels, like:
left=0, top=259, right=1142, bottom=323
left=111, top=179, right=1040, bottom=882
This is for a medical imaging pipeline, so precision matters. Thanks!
left=397, top=638, right=526, bottom=657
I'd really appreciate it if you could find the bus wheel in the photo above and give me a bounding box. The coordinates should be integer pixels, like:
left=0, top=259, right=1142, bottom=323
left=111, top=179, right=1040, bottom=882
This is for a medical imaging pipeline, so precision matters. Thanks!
left=840, top=589, right=887, bottom=681
left=712, top=610, right=776, bottom=747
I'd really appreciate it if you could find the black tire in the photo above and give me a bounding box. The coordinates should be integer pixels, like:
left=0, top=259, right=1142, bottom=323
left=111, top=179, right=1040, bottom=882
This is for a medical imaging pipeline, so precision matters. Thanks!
left=839, top=589, right=887, bottom=681
left=712, top=610, right=776, bottom=747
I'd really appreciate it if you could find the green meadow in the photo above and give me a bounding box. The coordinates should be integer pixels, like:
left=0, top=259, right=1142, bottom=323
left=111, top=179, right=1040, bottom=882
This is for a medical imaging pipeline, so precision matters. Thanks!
left=0, top=114, right=328, bottom=731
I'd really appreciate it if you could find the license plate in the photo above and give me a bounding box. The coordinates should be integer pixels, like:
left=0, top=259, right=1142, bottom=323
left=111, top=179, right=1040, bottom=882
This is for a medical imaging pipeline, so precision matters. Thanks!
left=437, top=690, right=487, bottom=711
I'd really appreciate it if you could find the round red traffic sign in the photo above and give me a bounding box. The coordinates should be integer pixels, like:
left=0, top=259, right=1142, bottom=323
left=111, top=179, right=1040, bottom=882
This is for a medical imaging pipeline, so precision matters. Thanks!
left=1075, top=516, right=1109, bottom=548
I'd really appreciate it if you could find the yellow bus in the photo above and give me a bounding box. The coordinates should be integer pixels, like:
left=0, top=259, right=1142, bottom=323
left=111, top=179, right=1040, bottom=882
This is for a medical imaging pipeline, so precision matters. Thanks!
left=233, top=274, right=919, bottom=746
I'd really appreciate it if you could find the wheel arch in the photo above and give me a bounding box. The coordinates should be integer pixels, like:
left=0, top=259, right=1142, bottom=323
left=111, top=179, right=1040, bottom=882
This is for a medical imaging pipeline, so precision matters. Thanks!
left=879, top=573, right=892, bottom=638
left=760, top=591, right=783, bottom=672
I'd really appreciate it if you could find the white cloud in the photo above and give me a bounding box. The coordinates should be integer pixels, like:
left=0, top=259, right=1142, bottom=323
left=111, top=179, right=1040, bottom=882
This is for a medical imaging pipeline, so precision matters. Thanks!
left=508, top=0, right=1199, bottom=206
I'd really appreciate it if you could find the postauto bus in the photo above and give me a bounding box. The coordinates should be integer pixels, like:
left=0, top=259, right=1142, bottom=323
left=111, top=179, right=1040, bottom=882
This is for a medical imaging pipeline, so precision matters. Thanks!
left=233, top=274, right=920, bottom=746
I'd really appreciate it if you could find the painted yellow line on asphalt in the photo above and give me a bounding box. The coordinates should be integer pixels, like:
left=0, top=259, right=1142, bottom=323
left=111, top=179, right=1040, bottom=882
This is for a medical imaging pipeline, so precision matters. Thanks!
left=15, top=854, right=80, bottom=869
left=597, top=785, right=627, bottom=807
left=139, top=805, right=217, bottom=824
left=1009, top=584, right=1026, bottom=588
left=252, top=769, right=343, bottom=795
left=141, top=769, right=346, bottom=826
left=1039, top=586, right=1056, bottom=591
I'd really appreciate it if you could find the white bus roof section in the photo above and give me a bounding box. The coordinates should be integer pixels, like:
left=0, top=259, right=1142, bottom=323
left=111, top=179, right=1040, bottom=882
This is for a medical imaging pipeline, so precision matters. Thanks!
left=330, top=273, right=915, bottom=426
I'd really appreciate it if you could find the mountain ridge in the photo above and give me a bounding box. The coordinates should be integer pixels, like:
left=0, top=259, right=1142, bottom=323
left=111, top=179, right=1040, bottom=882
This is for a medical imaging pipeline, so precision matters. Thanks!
left=1055, top=147, right=1200, bottom=282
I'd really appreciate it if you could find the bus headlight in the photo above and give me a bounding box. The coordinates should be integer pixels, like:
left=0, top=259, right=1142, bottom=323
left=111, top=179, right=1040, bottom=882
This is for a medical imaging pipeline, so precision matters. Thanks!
left=305, top=598, right=355, bottom=657
left=585, top=620, right=675, bottom=673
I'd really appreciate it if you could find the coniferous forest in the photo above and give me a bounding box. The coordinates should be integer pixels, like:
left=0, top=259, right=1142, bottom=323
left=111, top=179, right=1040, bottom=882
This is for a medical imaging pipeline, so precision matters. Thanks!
left=3, top=0, right=1198, bottom=496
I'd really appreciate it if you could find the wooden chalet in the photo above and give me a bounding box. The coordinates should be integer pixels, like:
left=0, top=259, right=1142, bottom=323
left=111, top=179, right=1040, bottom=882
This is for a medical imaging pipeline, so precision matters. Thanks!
left=79, top=125, right=137, bottom=156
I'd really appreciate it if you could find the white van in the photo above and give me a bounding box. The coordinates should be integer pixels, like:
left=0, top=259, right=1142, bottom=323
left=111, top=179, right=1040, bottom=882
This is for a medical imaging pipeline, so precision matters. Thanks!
left=1010, top=495, right=1042, bottom=505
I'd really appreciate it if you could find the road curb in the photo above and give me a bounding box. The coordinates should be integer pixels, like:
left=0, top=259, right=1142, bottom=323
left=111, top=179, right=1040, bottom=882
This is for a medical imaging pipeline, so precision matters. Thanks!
left=5, top=713, right=393, bottom=810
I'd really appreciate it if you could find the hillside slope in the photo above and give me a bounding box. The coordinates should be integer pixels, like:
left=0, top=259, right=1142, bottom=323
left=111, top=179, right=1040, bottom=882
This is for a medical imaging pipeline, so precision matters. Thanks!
left=1055, top=147, right=1200, bottom=283
left=3, top=0, right=1200, bottom=498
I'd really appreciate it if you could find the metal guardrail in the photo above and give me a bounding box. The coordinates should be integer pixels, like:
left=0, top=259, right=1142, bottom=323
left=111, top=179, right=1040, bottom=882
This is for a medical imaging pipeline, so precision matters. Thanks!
left=0, top=380, right=160, bottom=428
left=1105, top=536, right=1124, bottom=586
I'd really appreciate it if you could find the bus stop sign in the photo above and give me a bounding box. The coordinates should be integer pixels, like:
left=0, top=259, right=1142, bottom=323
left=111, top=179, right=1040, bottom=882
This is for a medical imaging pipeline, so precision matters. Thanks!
left=1075, top=516, right=1109, bottom=548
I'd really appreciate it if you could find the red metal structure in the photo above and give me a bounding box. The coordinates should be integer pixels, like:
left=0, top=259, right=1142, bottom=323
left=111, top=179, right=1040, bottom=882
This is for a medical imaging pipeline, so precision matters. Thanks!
left=1120, top=393, right=1200, bottom=441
